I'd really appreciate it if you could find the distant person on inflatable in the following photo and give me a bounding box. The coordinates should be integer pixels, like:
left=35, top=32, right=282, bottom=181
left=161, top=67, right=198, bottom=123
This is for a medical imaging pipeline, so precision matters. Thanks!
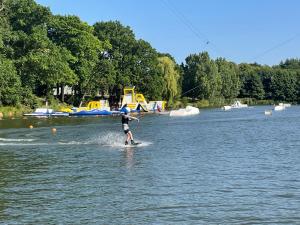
left=121, top=106, right=139, bottom=145
left=156, top=102, right=162, bottom=112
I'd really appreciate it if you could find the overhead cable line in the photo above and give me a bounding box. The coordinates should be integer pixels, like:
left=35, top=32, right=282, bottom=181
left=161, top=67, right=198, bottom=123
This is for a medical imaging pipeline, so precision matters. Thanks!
left=161, top=0, right=224, bottom=56
left=249, top=33, right=300, bottom=63
left=181, top=84, right=202, bottom=97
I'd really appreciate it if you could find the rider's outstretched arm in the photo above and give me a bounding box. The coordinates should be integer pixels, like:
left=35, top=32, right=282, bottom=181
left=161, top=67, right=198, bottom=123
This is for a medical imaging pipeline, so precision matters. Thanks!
left=128, top=115, right=139, bottom=122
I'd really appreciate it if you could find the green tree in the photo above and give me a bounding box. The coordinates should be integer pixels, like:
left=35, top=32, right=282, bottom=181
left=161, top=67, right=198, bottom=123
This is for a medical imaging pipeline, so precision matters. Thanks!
left=4, top=0, right=51, bottom=59
left=257, top=66, right=274, bottom=100
left=130, top=39, right=163, bottom=99
left=215, top=58, right=240, bottom=99
left=270, top=69, right=297, bottom=101
left=273, top=58, right=300, bottom=102
left=19, top=43, right=77, bottom=98
left=92, top=58, right=116, bottom=96
left=48, top=15, right=108, bottom=102
left=0, top=56, right=21, bottom=105
left=93, top=20, right=138, bottom=98
left=0, top=0, right=5, bottom=12
left=6, top=0, right=51, bottom=34
left=0, top=0, right=14, bottom=58
left=239, top=64, right=265, bottom=99
left=158, top=56, right=180, bottom=105
left=183, top=52, right=221, bottom=100
left=278, top=58, right=300, bottom=70
left=93, top=21, right=164, bottom=100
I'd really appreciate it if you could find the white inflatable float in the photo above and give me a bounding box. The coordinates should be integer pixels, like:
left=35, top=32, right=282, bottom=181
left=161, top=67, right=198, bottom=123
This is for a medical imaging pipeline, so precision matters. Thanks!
left=222, top=100, right=248, bottom=110
left=274, top=103, right=286, bottom=111
left=169, top=106, right=200, bottom=117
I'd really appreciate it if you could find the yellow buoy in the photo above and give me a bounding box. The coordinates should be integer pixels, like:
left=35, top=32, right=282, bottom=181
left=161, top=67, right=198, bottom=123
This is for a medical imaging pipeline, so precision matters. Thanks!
left=29, top=125, right=33, bottom=129
left=51, top=128, right=57, bottom=133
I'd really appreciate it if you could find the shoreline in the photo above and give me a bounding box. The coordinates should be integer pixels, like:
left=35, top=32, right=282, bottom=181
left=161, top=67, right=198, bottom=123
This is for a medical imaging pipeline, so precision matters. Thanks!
left=0, top=101, right=290, bottom=120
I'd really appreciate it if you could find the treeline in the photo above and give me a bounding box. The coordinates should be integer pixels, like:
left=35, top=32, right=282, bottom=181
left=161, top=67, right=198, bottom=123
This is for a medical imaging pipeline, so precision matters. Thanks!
left=0, top=0, right=300, bottom=109
left=182, top=53, right=300, bottom=105
left=0, top=0, right=181, bottom=108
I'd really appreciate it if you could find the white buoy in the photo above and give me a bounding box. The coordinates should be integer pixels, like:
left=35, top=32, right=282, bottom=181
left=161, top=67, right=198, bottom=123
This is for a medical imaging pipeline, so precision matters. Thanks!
left=274, top=104, right=285, bottom=111
left=223, top=105, right=232, bottom=111
left=264, top=110, right=272, bottom=115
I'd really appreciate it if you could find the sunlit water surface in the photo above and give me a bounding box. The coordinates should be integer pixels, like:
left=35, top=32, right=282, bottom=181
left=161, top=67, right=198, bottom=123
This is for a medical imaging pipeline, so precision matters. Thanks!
left=0, top=106, right=300, bottom=224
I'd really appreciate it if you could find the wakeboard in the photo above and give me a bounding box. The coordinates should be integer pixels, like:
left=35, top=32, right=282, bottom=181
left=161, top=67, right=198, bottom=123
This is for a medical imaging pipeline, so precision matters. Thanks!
left=125, top=142, right=141, bottom=147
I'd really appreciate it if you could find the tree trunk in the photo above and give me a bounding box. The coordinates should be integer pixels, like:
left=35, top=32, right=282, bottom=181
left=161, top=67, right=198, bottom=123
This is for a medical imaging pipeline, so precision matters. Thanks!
left=61, top=84, right=65, bottom=102
left=79, top=93, right=85, bottom=107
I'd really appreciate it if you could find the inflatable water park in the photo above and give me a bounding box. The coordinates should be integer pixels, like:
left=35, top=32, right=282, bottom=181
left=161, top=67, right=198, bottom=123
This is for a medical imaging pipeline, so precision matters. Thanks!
left=23, top=87, right=167, bottom=117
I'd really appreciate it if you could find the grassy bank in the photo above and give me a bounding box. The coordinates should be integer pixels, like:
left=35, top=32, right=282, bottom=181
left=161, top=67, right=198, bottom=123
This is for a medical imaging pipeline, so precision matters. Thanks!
left=0, top=106, right=31, bottom=119
left=0, top=102, right=70, bottom=119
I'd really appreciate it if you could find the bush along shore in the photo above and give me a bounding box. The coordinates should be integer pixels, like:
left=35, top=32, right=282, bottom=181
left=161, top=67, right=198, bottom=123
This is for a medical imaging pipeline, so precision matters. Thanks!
left=0, top=106, right=30, bottom=119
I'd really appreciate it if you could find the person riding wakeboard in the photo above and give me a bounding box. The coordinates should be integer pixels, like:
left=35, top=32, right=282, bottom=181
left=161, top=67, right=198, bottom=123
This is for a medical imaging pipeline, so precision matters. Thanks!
left=121, top=106, right=139, bottom=145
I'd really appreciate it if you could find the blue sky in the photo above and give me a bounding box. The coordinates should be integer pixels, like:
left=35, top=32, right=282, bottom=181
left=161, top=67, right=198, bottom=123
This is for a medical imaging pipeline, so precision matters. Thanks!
left=36, top=0, right=300, bottom=66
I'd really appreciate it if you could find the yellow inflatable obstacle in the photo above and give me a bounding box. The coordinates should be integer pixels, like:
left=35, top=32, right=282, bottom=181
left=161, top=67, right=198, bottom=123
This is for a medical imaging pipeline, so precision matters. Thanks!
left=60, top=100, right=110, bottom=113
left=121, top=87, right=166, bottom=112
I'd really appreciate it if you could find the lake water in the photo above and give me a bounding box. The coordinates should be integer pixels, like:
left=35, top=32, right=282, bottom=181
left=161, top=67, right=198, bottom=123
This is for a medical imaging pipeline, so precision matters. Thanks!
left=0, top=106, right=300, bottom=224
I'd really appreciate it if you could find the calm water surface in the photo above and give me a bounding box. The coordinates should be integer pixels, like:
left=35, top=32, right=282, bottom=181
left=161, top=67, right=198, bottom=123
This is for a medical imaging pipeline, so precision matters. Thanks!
left=0, top=106, right=300, bottom=224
